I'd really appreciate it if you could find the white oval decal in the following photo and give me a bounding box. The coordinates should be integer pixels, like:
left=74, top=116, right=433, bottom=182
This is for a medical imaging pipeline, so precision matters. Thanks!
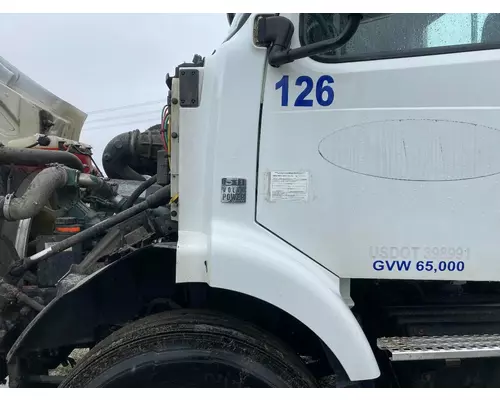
left=318, top=119, right=500, bottom=181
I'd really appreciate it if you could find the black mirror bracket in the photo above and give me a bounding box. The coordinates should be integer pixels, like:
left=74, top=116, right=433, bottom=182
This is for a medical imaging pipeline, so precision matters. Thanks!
left=257, top=14, right=363, bottom=68
left=257, top=16, right=295, bottom=67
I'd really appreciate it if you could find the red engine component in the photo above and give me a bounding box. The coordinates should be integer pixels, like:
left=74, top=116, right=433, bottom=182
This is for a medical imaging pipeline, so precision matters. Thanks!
left=34, top=137, right=100, bottom=175
left=37, top=148, right=96, bottom=174
left=74, top=153, right=95, bottom=174
left=5, top=134, right=101, bottom=175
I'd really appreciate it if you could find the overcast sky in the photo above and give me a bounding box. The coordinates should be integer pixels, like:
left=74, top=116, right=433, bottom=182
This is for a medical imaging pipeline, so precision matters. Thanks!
left=0, top=13, right=228, bottom=165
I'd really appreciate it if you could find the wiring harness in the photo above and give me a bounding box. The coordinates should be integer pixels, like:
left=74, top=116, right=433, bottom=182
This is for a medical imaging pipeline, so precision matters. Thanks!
left=160, top=105, right=178, bottom=204
left=160, top=105, right=171, bottom=169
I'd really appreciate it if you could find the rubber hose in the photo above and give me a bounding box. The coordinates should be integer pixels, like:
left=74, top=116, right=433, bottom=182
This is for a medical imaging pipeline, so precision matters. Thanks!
left=0, top=277, right=44, bottom=312
left=0, top=166, right=68, bottom=221
left=101, top=126, right=162, bottom=181
left=9, top=184, right=172, bottom=277
left=73, top=228, right=121, bottom=275
left=102, top=131, right=144, bottom=181
left=78, top=174, right=117, bottom=199
left=78, top=176, right=162, bottom=273
left=0, top=146, right=84, bottom=171
left=77, top=176, right=161, bottom=272
left=121, top=175, right=157, bottom=210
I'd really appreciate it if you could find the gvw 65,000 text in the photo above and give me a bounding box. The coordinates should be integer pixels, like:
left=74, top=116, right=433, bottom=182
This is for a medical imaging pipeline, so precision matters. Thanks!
left=372, top=260, right=465, bottom=273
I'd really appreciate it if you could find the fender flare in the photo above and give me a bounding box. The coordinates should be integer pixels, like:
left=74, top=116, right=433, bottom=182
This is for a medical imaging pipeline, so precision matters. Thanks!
left=7, top=244, right=177, bottom=362
left=206, top=221, right=381, bottom=382
left=7, top=237, right=380, bottom=382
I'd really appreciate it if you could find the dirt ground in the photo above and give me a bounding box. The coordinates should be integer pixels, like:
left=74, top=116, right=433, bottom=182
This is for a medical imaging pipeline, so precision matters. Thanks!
left=1, top=348, right=89, bottom=388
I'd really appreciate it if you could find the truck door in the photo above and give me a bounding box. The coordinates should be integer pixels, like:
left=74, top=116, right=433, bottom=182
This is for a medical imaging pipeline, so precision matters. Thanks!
left=256, top=13, right=500, bottom=281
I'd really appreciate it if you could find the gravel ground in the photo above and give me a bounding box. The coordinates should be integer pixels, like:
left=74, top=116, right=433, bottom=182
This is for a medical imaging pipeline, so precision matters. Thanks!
left=1, top=348, right=89, bottom=388
left=51, top=348, right=89, bottom=376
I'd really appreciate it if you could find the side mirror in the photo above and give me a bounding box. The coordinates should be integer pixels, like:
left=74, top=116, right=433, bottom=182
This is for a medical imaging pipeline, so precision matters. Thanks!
left=257, top=14, right=372, bottom=67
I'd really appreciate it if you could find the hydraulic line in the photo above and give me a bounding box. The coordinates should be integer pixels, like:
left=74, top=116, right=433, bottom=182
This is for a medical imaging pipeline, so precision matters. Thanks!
left=0, top=277, right=44, bottom=312
left=8, top=184, right=172, bottom=278
left=76, top=177, right=164, bottom=275
left=121, top=175, right=158, bottom=210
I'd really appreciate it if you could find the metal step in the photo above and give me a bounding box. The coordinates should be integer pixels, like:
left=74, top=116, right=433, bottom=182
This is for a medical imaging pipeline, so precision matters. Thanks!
left=377, top=334, right=500, bottom=361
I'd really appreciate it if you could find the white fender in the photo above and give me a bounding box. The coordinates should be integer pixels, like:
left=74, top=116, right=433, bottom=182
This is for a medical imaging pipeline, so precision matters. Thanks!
left=207, top=221, right=381, bottom=382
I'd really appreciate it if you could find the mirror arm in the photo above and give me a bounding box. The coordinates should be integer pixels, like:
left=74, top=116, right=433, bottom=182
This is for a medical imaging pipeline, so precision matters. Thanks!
left=257, top=16, right=295, bottom=66
left=258, top=14, right=362, bottom=67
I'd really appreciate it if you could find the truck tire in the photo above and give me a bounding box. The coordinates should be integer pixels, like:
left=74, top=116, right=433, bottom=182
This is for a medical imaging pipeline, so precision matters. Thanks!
left=59, top=310, right=318, bottom=388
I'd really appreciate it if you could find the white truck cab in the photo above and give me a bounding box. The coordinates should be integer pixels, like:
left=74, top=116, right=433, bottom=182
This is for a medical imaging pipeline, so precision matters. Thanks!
left=184, top=12, right=500, bottom=283
left=4, top=13, right=500, bottom=388
left=170, top=13, right=500, bottom=386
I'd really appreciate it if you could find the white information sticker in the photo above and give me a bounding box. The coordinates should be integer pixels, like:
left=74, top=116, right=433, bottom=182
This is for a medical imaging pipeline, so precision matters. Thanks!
left=269, top=171, right=309, bottom=202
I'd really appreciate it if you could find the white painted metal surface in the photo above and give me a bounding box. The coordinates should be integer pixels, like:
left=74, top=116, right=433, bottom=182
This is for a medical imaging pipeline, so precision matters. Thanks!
left=257, top=13, right=500, bottom=282
left=0, top=56, right=86, bottom=144
left=174, top=14, right=380, bottom=381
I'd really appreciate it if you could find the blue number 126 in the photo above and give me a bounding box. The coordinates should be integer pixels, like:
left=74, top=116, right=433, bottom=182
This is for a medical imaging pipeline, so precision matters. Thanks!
left=275, top=75, right=334, bottom=107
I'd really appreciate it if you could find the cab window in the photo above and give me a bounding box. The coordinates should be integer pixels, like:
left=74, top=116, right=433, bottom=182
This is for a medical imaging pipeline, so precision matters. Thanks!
left=300, top=13, right=500, bottom=62
left=225, top=13, right=251, bottom=42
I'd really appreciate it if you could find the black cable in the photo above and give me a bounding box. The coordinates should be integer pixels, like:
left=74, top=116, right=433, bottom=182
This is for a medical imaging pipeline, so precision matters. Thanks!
left=0, top=278, right=44, bottom=312
left=122, top=175, right=158, bottom=210
left=90, top=155, right=104, bottom=177
left=74, top=229, right=121, bottom=275
left=68, top=144, right=91, bottom=156
left=68, top=144, right=104, bottom=176
left=8, top=184, right=171, bottom=278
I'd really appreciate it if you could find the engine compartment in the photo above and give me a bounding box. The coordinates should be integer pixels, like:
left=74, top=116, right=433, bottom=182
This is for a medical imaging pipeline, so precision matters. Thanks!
left=0, top=129, right=175, bottom=382
left=0, top=55, right=181, bottom=384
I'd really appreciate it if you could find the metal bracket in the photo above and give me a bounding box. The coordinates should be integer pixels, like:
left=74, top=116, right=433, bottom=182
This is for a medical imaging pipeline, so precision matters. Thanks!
left=3, top=193, right=14, bottom=221
left=179, top=69, right=199, bottom=108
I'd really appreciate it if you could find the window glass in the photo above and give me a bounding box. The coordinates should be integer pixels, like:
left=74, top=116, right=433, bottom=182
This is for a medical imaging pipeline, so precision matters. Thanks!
left=225, top=13, right=251, bottom=42
left=301, top=14, right=500, bottom=62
